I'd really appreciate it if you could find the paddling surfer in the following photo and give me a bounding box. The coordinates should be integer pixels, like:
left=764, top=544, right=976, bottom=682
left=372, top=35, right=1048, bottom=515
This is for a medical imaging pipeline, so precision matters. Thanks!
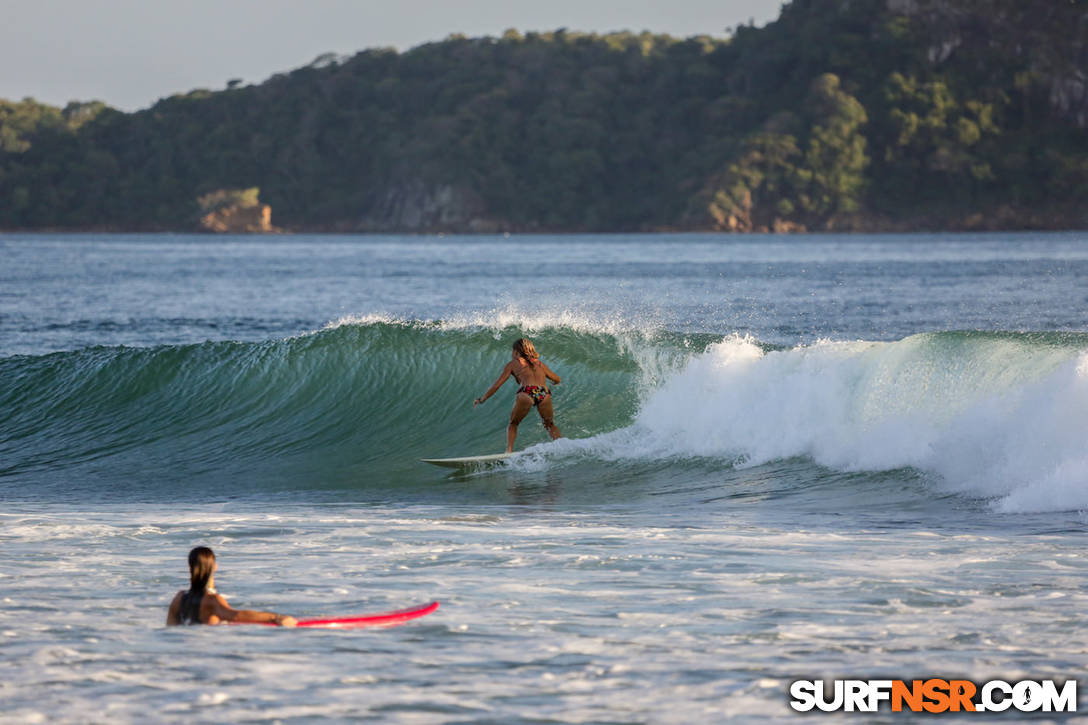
left=474, top=338, right=562, bottom=452
left=166, top=546, right=297, bottom=626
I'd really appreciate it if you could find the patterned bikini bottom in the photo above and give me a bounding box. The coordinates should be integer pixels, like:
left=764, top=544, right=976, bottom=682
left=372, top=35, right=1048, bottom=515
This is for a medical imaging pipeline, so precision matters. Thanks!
left=516, top=385, right=549, bottom=406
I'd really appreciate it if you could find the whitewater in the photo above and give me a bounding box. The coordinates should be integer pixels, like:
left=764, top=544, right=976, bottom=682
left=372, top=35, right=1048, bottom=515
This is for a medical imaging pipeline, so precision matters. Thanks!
left=1, top=232, right=1086, bottom=722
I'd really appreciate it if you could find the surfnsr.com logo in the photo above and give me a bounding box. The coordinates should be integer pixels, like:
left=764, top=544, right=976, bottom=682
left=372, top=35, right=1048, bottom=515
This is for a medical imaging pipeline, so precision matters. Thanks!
left=789, top=679, right=1078, bottom=713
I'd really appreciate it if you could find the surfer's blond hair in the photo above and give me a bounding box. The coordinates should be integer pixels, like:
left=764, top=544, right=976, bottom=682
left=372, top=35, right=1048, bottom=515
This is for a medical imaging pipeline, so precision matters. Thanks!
left=512, top=338, right=539, bottom=366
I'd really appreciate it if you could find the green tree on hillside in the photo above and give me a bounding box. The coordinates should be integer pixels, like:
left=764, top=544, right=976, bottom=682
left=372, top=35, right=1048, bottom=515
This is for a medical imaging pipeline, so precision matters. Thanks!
left=873, top=72, right=999, bottom=205
left=699, top=74, right=868, bottom=231
left=795, top=73, right=869, bottom=220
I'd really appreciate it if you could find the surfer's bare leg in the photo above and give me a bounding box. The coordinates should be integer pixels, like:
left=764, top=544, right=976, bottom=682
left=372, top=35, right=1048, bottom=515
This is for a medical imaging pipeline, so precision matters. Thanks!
left=537, top=396, right=562, bottom=440
left=507, top=394, right=533, bottom=452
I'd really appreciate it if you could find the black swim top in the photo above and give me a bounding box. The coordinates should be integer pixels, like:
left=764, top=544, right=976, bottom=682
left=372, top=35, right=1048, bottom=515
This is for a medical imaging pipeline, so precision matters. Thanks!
left=179, top=590, right=205, bottom=625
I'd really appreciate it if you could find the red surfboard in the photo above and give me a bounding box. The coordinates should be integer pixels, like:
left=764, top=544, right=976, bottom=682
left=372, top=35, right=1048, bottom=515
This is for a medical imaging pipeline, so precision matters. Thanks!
left=245, top=601, right=439, bottom=629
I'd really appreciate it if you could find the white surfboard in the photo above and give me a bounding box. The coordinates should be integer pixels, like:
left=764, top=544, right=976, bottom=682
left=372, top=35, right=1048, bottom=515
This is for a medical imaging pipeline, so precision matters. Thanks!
left=420, top=453, right=511, bottom=470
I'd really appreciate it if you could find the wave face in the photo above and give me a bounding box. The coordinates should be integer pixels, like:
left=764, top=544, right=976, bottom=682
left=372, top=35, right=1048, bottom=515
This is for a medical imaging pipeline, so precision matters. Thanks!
left=0, top=319, right=666, bottom=498
left=3, top=320, right=1087, bottom=512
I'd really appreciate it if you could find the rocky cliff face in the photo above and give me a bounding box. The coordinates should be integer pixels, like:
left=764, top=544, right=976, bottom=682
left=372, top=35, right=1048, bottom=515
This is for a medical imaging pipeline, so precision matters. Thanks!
left=1051, top=74, right=1088, bottom=129
left=355, top=181, right=500, bottom=232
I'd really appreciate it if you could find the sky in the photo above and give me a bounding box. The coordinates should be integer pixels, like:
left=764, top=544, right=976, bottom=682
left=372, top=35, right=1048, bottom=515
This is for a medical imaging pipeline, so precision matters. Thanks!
left=0, top=0, right=784, bottom=111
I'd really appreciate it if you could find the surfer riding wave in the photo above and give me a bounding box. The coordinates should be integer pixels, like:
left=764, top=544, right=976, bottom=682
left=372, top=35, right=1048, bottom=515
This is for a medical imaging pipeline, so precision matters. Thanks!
left=474, top=338, right=563, bottom=453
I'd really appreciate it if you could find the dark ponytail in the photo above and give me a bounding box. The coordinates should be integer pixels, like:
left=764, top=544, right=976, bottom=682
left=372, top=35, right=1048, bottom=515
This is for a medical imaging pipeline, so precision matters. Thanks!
left=188, top=546, right=216, bottom=594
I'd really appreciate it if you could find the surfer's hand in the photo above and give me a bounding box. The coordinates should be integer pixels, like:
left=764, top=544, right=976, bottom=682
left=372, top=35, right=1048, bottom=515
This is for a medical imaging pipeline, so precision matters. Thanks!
left=276, top=615, right=297, bottom=627
left=474, top=397, right=483, bottom=407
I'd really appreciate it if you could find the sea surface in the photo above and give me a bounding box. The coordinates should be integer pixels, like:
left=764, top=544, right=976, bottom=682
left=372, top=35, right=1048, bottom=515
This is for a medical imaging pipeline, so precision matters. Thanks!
left=1, top=232, right=1087, bottom=723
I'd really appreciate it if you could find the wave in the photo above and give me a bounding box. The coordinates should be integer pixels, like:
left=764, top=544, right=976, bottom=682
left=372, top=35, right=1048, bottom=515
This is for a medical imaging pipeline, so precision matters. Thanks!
left=568, top=330, right=1088, bottom=514
left=0, top=318, right=674, bottom=492
left=2, top=318, right=1087, bottom=512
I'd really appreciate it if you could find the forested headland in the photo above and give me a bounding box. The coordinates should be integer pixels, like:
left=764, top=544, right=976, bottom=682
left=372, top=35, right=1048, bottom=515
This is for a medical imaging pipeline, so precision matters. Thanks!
left=1, top=0, right=1086, bottom=233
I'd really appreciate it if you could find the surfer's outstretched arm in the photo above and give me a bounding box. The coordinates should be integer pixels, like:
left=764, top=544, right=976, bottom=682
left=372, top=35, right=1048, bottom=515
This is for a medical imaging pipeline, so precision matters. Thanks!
left=474, top=363, right=512, bottom=407
left=207, top=593, right=297, bottom=627
left=542, top=362, right=561, bottom=385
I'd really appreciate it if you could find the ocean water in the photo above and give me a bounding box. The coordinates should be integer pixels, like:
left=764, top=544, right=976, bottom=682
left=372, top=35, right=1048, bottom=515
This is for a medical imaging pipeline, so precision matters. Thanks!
left=1, top=232, right=1087, bottom=723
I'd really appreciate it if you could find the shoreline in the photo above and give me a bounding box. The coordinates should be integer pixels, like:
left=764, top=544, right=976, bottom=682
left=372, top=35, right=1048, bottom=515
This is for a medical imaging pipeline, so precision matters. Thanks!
left=3, top=215, right=1086, bottom=236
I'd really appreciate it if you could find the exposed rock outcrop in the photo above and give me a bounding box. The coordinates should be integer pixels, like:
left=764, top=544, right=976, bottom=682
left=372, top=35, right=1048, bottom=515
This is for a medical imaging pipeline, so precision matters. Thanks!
left=199, top=203, right=275, bottom=233
left=196, top=187, right=279, bottom=233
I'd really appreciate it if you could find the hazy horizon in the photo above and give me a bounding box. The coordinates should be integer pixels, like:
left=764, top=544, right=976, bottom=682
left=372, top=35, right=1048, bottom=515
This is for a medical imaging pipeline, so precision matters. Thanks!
left=0, top=0, right=782, bottom=112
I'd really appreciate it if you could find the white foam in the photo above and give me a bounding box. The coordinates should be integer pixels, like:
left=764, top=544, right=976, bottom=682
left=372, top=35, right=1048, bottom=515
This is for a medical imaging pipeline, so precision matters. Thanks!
left=315, top=303, right=672, bottom=339
left=317, top=312, right=419, bottom=332
left=587, top=334, right=1088, bottom=513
